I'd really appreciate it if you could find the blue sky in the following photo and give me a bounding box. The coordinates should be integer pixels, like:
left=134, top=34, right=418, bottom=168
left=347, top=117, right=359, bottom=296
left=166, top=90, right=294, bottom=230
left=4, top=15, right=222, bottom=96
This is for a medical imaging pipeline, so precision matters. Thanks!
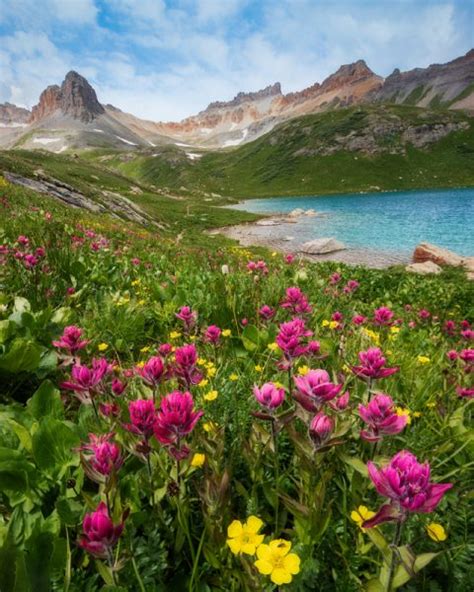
left=0, top=0, right=472, bottom=121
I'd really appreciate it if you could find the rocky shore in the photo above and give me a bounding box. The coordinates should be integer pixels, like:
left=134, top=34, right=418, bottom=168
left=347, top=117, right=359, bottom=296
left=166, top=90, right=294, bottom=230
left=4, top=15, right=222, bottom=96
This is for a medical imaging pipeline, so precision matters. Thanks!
left=216, top=211, right=409, bottom=268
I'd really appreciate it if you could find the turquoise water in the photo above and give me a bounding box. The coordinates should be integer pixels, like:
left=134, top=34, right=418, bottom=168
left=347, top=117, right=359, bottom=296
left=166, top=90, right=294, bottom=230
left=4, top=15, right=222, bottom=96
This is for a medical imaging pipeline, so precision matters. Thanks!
left=231, top=188, right=474, bottom=256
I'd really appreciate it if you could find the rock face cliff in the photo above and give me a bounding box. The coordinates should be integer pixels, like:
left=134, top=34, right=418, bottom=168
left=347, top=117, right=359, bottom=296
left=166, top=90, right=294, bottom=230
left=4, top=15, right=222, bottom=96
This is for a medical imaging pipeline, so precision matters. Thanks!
left=1, top=50, right=473, bottom=152
left=30, top=71, right=105, bottom=124
left=0, top=102, right=31, bottom=125
left=372, top=50, right=474, bottom=110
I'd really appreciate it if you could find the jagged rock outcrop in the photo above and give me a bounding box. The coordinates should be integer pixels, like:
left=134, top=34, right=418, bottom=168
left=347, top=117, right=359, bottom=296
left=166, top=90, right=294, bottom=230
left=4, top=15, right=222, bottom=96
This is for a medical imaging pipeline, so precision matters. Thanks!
left=372, top=49, right=474, bottom=110
left=0, top=102, right=31, bottom=125
left=30, top=71, right=105, bottom=124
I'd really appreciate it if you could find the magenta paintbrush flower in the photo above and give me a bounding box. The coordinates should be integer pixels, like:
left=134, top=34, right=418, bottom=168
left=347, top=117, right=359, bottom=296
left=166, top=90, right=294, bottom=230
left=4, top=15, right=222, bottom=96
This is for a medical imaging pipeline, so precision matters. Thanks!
left=276, top=318, right=312, bottom=361
left=137, top=356, right=165, bottom=387
left=373, top=306, right=394, bottom=326
left=359, top=394, right=407, bottom=441
left=173, top=344, right=203, bottom=386
left=153, top=391, right=203, bottom=458
left=61, top=358, right=111, bottom=403
left=124, top=399, right=157, bottom=439
left=78, top=502, right=126, bottom=558
left=363, top=450, right=453, bottom=528
left=309, top=412, right=333, bottom=447
left=259, top=305, right=276, bottom=321
left=293, top=369, right=342, bottom=412
left=280, top=286, right=312, bottom=315
left=253, top=382, right=285, bottom=410
left=176, top=306, right=197, bottom=330
left=80, top=433, right=123, bottom=482
left=53, top=325, right=89, bottom=355
left=352, top=347, right=399, bottom=381
left=204, top=325, right=222, bottom=344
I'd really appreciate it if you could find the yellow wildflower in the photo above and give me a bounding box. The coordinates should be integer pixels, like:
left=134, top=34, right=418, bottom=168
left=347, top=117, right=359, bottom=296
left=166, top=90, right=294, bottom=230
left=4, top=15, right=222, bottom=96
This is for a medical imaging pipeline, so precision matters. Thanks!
left=390, top=326, right=400, bottom=334
left=136, top=361, right=145, bottom=368
left=267, top=342, right=279, bottom=352
left=98, top=343, right=108, bottom=352
left=254, top=539, right=301, bottom=585
left=329, top=321, right=339, bottom=330
left=417, top=355, right=430, bottom=365
left=131, top=279, right=141, bottom=286
left=191, top=453, right=206, bottom=468
left=321, top=320, right=330, bottom=327
left=138, top=299, right=146, bottom=306
left=297, top=365, right=310, bottom=376
left=396, top=407, right=412, bottom=424
left=204, top=390, right=218, bottom=401
left=350, top=506, right=376, bottom=529
left=198, top=379, right=209, bottom=388
left=226, top=516, right=264, bottom=555
left=140, top=346, right=151, bottom=353
left=255, top=365, right=263, bottom=373
left=197, top=357, right=207, bottom=366
left=229, top=373, right=239, bottom=381
left=207, top=366, right=217, bottom=378
left=426, top=523, right=447, bottom=542
left=274, top=381, right=285, bottom=389
left=222, top=329, right=231, bottom=337
left=203, top=421, right=217, bottom=433
left=169, top=331, right=181, bottom=340
left=361, top=328, right=380, bottom=345
left=413, top=411, right=422, bottom=418
left=426, top=402, right=436, bottom=409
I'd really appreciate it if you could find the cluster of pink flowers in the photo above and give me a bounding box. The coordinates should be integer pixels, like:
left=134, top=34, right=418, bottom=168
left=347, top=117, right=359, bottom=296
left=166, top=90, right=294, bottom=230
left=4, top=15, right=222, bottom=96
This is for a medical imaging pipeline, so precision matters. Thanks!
left=176, top=306, right=198, bottom=331
left=363, top=451, right=452, bottom=528
left=253, top=382, right=286, bottom=410
left=173, top=344, right=203, bottom=387
left=53, top=325, right=89, bottom=356
left=247, top=260, right=268, bottom=275
left=351, top=347, right=399, bottom=381
left=79, top=502, right=127, bottom=558
left=359, top=394, right=407, bottom=441
left=276, top=318, right=313, bottom=365
left=204, top=324, right=222, bottom=344
left=61, top=358, right=112, bottom=404
left=80, top=433, right=123, bottom=483
left=373, top=306, right=394, bottom=326
left=280, top=287, right=312, bottom=315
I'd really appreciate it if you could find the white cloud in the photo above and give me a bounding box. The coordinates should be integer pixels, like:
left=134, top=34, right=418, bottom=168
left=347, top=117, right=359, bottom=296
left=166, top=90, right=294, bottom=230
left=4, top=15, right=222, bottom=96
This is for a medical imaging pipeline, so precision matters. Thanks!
left=0, top=0, right=472, bottom=121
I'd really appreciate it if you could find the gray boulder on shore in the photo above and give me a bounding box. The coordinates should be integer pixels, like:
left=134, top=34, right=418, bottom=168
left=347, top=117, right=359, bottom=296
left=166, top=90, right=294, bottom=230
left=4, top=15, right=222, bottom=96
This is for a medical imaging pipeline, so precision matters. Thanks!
left=299, top=237, right=346, bottom=254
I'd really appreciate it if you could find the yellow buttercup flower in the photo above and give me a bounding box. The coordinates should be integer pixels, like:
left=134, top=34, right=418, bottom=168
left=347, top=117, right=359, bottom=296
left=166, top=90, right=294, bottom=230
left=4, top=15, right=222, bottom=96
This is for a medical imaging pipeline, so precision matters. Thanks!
left=169, top=331, right=181, bottom=340
left=204, top=390, right=218, bottom=401
left=222, top=329, right=231, bottom=337
left=255, top=364, right=263, bottom=373
left=350, top=506, right=376, bottom=529
left=417, top=355, right=430, bottom=365
left=138, top=299, right=146, bottom=306
left=229, top=373, right=239, bottom=381
left=207, top=366, right=217, bottom=378
left=254, top=539, right=301, bottom=585
left=226, top=516, right=264, bottom=555
left=198, top=379, right=209, bottom=388
left=426, top=402, right=436, bottom=409
left=197, top=358, right=207, bottom=366
left=297, top=365, right=310, bottom=376
left=140, top=346, right=151, bottom=353
left=396, top=407, right=412, bottom=424
left=390, top=326, right=400, bottom=334
left=267, top=342, right=279, bottom=352
left=136, top=361, right=145, bottom=368
left=329, top=320, right=339, bottom=330
left=98, top=343, right=108, bottom=352
left=361, top=328, right=380, bottom=345
left=203, top=421, right=217, bottom=433
left=191, top=453, right=206, bottom=468
left=413, top=411, right=422, bottom=418
left=321, top=320, right=330, bottom=327
left=131, top=279, right=141, bottom=286
left=426, top=523, right=447, bottom=542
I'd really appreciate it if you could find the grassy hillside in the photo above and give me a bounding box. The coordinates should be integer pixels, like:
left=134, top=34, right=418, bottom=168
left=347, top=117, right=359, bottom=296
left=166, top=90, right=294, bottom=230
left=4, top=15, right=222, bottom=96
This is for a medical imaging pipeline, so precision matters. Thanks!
left=0, top=149, right=257, bottom=245
left=103, top=105, right=474, bottom=198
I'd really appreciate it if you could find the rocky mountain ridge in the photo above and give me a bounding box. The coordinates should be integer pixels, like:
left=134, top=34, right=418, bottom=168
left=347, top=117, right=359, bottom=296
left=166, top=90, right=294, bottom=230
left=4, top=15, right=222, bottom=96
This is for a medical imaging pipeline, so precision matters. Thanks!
left=0, top=49, right=472, bottom=152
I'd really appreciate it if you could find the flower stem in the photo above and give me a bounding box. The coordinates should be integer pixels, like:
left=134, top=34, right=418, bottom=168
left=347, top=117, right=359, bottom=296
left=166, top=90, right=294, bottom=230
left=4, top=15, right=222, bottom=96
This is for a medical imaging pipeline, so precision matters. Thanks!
left=107, top=548, right=118, bottom=586
left=271, top=419, right=280, bottom=534
left=146, top=453, right=155, bottom=512
left=386, top=520, right=404, bottom=592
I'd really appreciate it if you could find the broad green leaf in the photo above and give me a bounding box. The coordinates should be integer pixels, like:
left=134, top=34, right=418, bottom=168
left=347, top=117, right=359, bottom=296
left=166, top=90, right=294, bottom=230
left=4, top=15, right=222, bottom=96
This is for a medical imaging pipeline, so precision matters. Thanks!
left=241, top=324, right=260, bottom=352
left=6, top=420, right=32, bottom=453
left=0, top=320, right=15, bottom=344
left=340, top=454, right=368, bottom=476
left=391, top=551, right=439, bottom=588
left=0, top=339, right=42, bottom=373
left=27, top=380, right=64, bottom=419
left=32, top=418, right=79, bottom=473
left=13, top=297, right=30, bottom=314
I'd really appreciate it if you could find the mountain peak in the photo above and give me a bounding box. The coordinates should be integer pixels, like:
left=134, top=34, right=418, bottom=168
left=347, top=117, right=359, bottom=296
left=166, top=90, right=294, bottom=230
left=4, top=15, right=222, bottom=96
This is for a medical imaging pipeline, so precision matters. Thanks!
left=30, top=71, right=104, bottom=124
left=203, top=82, right=282, bottom=113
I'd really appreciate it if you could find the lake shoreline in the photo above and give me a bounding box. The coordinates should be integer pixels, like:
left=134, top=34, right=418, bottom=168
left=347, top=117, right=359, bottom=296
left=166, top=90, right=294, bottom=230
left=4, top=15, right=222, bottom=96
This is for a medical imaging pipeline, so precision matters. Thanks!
left=216, top=215, right=410, bottom=269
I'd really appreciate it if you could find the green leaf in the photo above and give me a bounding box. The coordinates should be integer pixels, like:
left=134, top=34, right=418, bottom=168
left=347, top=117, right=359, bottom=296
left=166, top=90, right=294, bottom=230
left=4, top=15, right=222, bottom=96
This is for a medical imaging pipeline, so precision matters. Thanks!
left=340, top=454, right=368, bottom=476
left=32, top=418, right=79, bottom=473
left=391, top=551, right=439, bottom=588
left=6, top=420, right=32, bottom=453
left=0, top=339, right=42, bottom=373
left=241, top=324, right=260, bottom=352
left=13, top=297, right=30, bottom=314
left=0, top=320, right=15, bottom=344
left=95, top=560, right=115, bottom=586
left=56, top=499, right=82, bottom=526
left=27, top=380, right=64, bottom=419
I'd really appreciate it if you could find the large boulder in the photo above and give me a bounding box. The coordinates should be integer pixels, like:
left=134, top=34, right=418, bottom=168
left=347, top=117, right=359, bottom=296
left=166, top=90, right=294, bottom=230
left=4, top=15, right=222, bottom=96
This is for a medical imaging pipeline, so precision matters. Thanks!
left=299, top=238, right=346, bottom=254
left=406, top=261, right=442, bottom=275
left=412, top=242, right=464, bottom=267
